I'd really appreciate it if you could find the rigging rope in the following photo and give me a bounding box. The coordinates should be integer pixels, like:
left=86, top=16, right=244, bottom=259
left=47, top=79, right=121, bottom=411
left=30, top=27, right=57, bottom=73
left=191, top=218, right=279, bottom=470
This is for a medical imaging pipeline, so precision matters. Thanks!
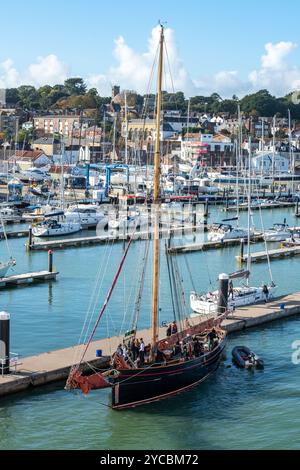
left=76, top=235, right=134, bottom=368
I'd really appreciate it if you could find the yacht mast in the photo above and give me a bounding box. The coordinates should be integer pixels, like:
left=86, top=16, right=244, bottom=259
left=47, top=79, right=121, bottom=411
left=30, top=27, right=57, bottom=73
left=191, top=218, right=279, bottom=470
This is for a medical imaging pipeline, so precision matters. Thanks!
left=151, top=24, right=164, bottom=346
left=246, top=136, right=252, bottom=284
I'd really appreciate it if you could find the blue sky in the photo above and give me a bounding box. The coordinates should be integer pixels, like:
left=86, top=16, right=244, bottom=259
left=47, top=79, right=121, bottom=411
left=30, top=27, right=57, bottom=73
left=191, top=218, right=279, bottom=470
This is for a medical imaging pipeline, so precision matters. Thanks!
left=1, top=0, right=300, bottom=97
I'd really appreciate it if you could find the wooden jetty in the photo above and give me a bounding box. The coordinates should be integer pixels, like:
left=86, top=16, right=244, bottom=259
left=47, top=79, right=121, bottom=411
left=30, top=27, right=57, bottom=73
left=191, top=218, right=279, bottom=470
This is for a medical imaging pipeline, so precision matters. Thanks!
left=237, top=245, right=300, bottom=263
left=168, top=234, right=263, bottom=254
left=223, top=202, right=295, bottom=212
left=26, top=224, right=208, bottom=251
left=1, top=291, right=300, bottom=398
left=0, top=229, right=28, bottom=240
left=0, top=270, right=58, bottom=289
left=0, top=251, right=58, bottom=290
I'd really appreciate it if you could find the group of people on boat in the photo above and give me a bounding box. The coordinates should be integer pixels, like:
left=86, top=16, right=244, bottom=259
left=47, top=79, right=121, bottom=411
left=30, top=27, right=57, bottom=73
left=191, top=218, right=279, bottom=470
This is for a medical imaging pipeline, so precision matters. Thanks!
left=113, top=323, right=221, bottom=370
left=116, top=338, right=149, bottom=367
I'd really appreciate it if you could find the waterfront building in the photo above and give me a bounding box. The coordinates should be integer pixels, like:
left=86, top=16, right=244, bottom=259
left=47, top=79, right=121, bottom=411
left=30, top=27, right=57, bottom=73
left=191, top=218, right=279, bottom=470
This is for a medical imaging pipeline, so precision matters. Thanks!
left=33, top=114, right=93, bottom=137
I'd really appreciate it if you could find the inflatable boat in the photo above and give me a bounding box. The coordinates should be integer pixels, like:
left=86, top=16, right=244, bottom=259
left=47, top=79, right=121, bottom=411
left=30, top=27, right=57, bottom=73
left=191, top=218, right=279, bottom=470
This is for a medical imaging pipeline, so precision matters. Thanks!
left=232, top=346, right=264, bottom=369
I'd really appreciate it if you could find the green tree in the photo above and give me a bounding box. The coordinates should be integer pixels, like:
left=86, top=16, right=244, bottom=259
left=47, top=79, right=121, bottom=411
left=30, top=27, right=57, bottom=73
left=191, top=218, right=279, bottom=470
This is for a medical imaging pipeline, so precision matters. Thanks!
left=5, top=88, right=20, bottom=106
left=17, top=85, right=39, bottom=109
left=37, top=85, right=53, bottom=109
left=64, top=78, right=87, bottom=96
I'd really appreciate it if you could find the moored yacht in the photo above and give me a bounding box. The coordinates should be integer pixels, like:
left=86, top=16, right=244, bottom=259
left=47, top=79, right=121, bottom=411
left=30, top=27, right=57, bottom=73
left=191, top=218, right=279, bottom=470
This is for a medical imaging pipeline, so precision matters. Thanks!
left=32, top=219, right=81, bottom=237
left=264, top=222, right=290, bottom=242
left=207, top=223, right=250, bottom=242
left=64, top=204, right=108, bottom=229
left=190, top=282, right=276, bottom=316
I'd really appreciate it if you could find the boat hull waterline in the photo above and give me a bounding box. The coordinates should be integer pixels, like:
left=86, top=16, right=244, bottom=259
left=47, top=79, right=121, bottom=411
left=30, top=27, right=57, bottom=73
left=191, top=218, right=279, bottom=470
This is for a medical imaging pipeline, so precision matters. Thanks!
left=110, top=338, right=226, bottom=409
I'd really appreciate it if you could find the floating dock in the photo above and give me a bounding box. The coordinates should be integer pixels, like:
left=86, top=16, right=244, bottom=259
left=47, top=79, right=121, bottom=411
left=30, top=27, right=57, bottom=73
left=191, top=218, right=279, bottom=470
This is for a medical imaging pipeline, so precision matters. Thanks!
left=0, top=270, right=58, bottom=289
left=223, top=202, right=295, bottom=212
left=26, top=225, right=208, bottom=251
left=237, top=245, right=300, bottom=263
left=0, top=229, right=29, bottom=240
left=1, top=292, right=300, bottom=398
left=168, top=234, right=263, bottom=253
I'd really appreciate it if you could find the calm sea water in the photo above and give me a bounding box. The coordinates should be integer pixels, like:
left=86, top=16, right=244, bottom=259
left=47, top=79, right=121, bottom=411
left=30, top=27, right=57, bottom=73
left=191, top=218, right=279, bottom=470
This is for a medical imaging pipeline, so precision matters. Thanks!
left=1, top=205, right=300, bottom=450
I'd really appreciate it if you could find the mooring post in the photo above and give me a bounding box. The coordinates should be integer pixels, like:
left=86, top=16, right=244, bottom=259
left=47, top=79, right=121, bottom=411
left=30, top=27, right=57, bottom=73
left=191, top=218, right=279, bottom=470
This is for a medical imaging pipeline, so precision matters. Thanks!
left=240, top=238, right=244, bottom=261
left=28, top=226, right=33, bottom=250
left=193, top=210, right=197, bottom=233
left=48, top=250, right=53, bottom=273
left=0, top=312, right=10, bottom=375
left=204, top=198, right=209, bottom=218
left=217, top=273, right=229, bottom=315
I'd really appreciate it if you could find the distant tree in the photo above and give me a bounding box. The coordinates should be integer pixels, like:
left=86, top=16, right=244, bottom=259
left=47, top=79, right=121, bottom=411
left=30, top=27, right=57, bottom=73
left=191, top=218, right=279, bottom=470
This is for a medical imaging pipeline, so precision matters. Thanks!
left=48, top=84, right=69, bottom=107
left=37, top=85, right=53, bottom=109
left=210, top=92, right=222, bottom=102
left=17, top=85, right=39, bottom=109
left=5, top=88, right=20, bottom=106
left=64, top=78, right=87, bottom=96
left=240, top=90, right=278, bottom=117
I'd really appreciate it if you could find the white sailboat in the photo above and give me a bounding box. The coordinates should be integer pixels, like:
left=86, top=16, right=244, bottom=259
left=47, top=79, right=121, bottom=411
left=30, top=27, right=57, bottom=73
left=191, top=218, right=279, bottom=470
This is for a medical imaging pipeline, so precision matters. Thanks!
left=32, top=219, right=81, bottom=237
left=191, top=137, right=276, bottom=316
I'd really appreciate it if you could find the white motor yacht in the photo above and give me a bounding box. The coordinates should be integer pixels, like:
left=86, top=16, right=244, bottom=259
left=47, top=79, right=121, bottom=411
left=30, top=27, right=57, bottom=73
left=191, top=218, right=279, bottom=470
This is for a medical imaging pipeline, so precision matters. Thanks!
left=65, top=205, right=108, bottom=229
left=264, top=222, right=290, bottom=242
left=207, top=223, right=249, bottom=242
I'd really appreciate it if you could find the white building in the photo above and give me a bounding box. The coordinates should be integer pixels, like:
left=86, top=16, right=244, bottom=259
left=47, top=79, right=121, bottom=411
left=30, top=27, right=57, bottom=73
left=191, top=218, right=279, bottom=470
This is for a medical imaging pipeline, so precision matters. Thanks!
left=251, top=151, right=289, bottom=174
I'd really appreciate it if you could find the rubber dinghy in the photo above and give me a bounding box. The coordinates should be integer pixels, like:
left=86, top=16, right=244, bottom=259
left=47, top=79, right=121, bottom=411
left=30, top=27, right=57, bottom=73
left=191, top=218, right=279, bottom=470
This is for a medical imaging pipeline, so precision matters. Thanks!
left=232, top=346, right=264, bottom=369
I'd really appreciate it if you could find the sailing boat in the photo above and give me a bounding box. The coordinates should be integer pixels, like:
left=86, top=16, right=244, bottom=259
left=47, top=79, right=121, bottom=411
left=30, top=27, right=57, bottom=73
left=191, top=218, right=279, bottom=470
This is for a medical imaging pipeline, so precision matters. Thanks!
left=66, top=25, right=227, bottom=409
left=31, top=138, right=81, bottom=238
left=191, top=137, right=276, bottom=316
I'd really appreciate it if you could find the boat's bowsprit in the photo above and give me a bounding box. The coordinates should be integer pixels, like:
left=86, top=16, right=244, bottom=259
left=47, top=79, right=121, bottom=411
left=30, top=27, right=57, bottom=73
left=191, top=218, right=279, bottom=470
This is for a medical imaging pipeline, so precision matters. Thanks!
left=68, top=370, right=112, bottom=395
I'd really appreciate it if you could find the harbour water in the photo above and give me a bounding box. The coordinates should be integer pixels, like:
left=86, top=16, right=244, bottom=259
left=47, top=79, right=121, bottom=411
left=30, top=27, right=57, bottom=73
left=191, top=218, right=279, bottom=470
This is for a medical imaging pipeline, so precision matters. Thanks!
left=1, top=205, right=300, bottom=449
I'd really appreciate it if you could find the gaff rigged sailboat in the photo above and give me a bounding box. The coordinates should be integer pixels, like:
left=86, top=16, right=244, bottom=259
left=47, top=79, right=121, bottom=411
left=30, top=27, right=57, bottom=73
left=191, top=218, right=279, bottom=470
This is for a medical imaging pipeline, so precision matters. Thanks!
left=65, top=25, right=227, bottom=409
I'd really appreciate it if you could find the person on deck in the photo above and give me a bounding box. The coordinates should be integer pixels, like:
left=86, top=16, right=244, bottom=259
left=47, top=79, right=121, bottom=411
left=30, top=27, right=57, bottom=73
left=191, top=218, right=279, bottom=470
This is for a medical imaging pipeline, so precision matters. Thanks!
left=171, top=321, right=178, bottom=335
left=193, top=338, right=201, bottom=357
left=173, top=340, right=181, bottom=357
left=166, top=324, right=172, bottom=337
left=262, top=284, right=269, bottom=303
left=229, top=280, right=234, bottom=299
left=139, top=338, right=145, bottom=365
left=207, top=328, right=218, bottom=351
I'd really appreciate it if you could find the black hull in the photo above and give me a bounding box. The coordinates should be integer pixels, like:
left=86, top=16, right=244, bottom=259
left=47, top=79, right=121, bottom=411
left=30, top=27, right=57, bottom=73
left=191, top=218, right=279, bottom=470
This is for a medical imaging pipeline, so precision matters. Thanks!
left=111, top=338, right=226, bottom=409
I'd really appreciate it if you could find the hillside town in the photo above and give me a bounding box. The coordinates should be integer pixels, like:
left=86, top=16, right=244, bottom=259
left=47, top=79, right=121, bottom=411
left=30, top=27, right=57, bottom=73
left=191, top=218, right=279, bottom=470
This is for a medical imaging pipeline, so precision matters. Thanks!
left=1, top=81, right=300, bottom=184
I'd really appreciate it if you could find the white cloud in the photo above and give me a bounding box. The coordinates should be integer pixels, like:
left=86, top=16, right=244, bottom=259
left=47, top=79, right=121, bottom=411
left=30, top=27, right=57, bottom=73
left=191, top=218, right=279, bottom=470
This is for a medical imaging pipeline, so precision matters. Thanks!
left=87, top=25, right=197, bottom=96
left=248, top=41, right=300, bottom=96
left=261, top=41, right=296, bottom=69
left=0, top=59, right=20, bottom=88
left=1, top=33, right=300, bottom=100
left=28, top=54, right=68, bottom=86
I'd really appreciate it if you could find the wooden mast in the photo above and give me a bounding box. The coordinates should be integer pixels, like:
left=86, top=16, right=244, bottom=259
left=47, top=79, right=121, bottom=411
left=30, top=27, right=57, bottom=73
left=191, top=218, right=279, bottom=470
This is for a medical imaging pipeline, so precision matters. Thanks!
left=151, top=25, right=164, bottom=346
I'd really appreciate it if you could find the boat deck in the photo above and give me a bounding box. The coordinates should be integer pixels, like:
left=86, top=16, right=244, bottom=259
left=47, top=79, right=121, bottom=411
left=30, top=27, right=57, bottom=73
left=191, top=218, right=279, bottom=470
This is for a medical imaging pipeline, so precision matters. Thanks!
left=1, top=291, right=300, bottom=398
